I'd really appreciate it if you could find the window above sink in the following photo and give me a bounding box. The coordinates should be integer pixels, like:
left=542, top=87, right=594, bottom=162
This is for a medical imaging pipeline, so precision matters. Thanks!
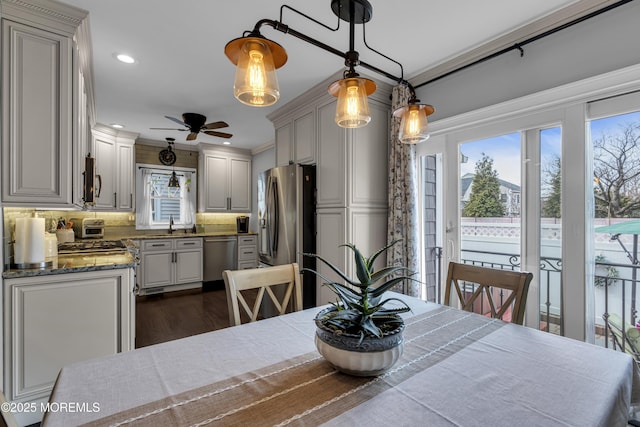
left=135, top=164, right=197, bottom=231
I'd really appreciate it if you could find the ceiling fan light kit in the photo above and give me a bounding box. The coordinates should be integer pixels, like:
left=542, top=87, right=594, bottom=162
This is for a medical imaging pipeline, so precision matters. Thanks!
left=150, top=113, right=232, bottom=142
left=224, top=0, right=435, bottom=141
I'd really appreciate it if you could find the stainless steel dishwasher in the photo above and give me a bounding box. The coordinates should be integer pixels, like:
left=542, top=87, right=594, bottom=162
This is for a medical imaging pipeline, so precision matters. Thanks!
left=203, top=236, right=237, bottom=282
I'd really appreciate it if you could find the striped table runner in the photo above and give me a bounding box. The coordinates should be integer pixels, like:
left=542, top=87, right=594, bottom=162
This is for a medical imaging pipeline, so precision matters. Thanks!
left=84, top=307, right=504, bottom=427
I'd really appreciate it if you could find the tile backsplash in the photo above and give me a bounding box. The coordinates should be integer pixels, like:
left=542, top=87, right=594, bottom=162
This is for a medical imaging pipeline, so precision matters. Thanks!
left=2, top=208, right=249, bottom=266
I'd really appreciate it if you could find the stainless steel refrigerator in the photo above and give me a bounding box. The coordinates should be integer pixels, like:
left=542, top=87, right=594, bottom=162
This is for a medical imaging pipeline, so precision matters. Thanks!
left=258, top=164, right=316, bottom=308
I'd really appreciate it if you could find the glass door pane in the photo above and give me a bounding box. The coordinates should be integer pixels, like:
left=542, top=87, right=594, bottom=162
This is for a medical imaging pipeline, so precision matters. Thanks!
left=590, top=109, right=640, bottom=351
left=459, top=133, right=522, bottom=275
left=540, top=127, right=562, bottom=334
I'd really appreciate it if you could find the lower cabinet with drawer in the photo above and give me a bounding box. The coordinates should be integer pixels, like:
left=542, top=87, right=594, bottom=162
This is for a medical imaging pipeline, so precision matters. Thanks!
left=138, top=237, right=203, bottom=295
left=237, top=234, right=258, bottom=269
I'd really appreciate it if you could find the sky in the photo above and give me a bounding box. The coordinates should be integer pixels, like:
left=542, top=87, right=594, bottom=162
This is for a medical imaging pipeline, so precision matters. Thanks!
left=458, top=110, right=640, bottom=186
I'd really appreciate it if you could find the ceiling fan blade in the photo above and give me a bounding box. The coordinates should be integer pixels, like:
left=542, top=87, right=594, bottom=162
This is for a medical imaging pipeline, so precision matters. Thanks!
left=204, top=130, right=233, bottom=139
left=203, top=121, right=229, bottom=130
left=165, top=115, right=187, bottom=126
left=150, top=127, right=186, bottom=131
left=186, top=132, right=198, bottom=141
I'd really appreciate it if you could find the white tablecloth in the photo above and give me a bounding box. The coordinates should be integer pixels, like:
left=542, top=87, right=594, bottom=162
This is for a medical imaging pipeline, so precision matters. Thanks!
left=43, top=293, right=639, bottom=426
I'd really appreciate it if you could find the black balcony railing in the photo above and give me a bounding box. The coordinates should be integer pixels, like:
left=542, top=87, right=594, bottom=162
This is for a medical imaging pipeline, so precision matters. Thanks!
left=427, top=247, right=639, bottom=354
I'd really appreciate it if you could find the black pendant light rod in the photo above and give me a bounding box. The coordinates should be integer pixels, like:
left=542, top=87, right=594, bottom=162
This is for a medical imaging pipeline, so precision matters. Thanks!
left=247, top=0, right=405, bottom=84
left=250, top=18, right=403, bottom=83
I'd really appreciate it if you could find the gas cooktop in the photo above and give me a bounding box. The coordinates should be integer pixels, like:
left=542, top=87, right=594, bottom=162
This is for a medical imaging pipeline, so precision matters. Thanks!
left=58, top=240, right=128, bottom=254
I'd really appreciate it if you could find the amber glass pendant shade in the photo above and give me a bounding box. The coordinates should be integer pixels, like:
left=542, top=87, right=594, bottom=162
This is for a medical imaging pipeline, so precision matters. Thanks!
left=329, top=77, right=376, bottom=128
left=394, top=103, right=435, bottom=144
left=232, top=39, right=281, bottom=107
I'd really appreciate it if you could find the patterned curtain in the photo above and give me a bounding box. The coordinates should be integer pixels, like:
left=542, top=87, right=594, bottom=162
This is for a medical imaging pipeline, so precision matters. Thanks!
left=388, top=84, right=421, bottom=297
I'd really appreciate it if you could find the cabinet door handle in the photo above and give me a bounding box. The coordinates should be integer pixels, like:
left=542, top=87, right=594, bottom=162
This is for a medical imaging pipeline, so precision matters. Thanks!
left=114, top=192, right=117, bottom=208
left=183, top=242, right=196, bottom=245
left=227, top=197, right=231, bottom=210
left=130, top=193, right=133, bottom=207
left=96, top=174, right=102, bottom=197
left=151, top=243, right=165, bottom=247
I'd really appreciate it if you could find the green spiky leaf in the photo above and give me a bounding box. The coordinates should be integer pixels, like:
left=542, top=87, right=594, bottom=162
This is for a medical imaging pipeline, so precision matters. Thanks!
left=307, top=240, right=420, bottom=340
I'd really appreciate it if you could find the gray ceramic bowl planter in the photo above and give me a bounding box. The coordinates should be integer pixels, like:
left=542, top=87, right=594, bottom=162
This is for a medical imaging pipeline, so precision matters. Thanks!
left=303, top=240, right=416, bottom=377
left=314, top=307, right=405, bottom=376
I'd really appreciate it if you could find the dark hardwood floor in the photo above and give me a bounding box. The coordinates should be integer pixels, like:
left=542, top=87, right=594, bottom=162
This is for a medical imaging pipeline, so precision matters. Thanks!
left=135, top=281, right=231, bottom=348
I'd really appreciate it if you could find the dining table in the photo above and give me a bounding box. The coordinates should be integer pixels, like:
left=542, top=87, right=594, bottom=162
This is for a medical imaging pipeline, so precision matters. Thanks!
left=43, top=292, right=640, bottom=426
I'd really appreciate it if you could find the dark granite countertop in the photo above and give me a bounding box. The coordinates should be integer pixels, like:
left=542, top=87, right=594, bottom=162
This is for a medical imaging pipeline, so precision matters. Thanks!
left=127, top=231, right=257, bottom=240
left=2, top=252, right=137, bottom=279
left=2, top=232, right=257, bottom=279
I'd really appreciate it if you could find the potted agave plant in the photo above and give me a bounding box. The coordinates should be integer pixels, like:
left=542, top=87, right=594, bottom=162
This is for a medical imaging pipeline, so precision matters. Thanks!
left=303, top=240, right=415, bottom=376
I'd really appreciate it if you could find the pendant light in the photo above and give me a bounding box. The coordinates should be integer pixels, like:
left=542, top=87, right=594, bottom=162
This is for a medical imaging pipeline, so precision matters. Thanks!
left=393, top=87, right=435, bottom=144
left=328, top=68, right=376, bottom=128
left=168, top=171, right=180, bottom=188
left=224, top=0, right=435, bottom=137
left=225, top=34, right=287, bottom=107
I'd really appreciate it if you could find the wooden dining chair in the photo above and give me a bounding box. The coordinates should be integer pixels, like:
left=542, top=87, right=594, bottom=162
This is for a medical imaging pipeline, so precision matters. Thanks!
left=444, top=262, right=533, bottom=325
left=222, top=263, right=303, bottom=326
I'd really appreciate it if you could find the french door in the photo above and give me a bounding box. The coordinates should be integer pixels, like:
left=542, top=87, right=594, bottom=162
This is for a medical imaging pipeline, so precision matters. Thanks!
left=417, top=109, right=589, bottom=337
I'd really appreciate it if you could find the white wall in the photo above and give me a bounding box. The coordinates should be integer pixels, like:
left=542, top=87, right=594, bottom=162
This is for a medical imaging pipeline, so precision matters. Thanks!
left=417, top=1, right=640, bottom=121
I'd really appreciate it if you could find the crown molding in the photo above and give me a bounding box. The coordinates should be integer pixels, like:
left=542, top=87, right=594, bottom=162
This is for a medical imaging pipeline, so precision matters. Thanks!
left=0, top=0, right=88, bottom=35
left=93, top=123, right=139, bottom=140
left=252, top=140, right=275, bottom=155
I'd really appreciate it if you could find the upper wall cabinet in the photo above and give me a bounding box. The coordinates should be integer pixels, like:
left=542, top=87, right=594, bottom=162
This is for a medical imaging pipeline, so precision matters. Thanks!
left=198, top=147, right=251, bottom=213
left=0, top=0, right=93, bottom=208
left=270, top=104, right=316, bottom=167
left=91, top=125, right=137, bottom=211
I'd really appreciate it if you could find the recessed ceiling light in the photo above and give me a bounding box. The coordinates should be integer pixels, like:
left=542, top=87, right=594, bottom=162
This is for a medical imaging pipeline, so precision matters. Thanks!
left=115, top=53, right=135, bottom=64
left=223, top=141, right=231, bottom=145
left=111, top=123, right=124, bottom=129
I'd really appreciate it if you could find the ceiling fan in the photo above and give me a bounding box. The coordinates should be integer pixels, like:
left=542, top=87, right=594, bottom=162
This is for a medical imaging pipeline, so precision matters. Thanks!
left=150, top=113, right=232, bottom=141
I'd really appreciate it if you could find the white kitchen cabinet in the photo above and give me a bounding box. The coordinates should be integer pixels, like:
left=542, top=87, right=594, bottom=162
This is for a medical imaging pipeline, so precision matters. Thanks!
left=1, top=16, right=72, bottom=206
left=1, top=0, right=92, bottom=208
left=3, top=268, right=135, bottom=426
left=237, top=234, right=258, bottom=269
left=72, top=15, right=95, bottom=208
left=316, top=98, right=389, bottom=208
left=92, top=124, right=137, bottom=211
left=275, top=123, right=292, bottom=167
left=116, top=141, right=135, bottom=210
left=72, top=60, right=91, bottom=207
left=272, top=106, right=316, bottom=167
left=139, top=238, right=203, bottom=294
left=199, top=147, right=251, bottom=212
left=269, top=72, right=392, bottom=304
